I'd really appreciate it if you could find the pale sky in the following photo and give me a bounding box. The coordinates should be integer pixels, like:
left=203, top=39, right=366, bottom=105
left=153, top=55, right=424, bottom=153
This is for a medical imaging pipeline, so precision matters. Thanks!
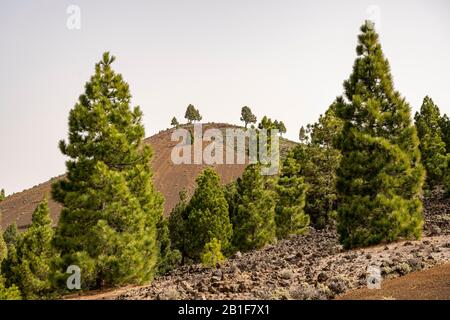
left=1, top=0, right=449, bottom=195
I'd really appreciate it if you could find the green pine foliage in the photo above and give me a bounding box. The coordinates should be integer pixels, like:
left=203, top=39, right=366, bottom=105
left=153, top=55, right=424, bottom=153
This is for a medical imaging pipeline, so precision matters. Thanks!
left=299, top=126, right=307, bottom=143
left=257, top=116, right=275, bottom=130
left=414, top=96, right=447, bottom=189
left=183, top=168, right=232, bottom=261
left=334, top=21, right=425, bottom=249
left=439, top=114, right=450, bottom=194
left=0, top=281, right=21, bottom=300
left=1, top=223, right=22, bottom=288
left=0, top=215, right=6, bottom=264
left=257, top=116, right=286, bottom=136
left=240, top=106, right=257, bottom=128
left=275, top=155, right=309, bottom=238
left=5, top=199, right=54, bottom=299
left=229, top=164, right=276, bottom=251
left=446, top=158, right=450, bottom=195
left=168, top=190, right=189, bottom=263
left=290, top=105, right=342, bottom=228
left=439, top=114, right=450, bottom=153
left=51, top=52, right=164, bottom=289
left=171, top=117, right=179, bottom=128
left=184, top=104, right=202, bottom=123
left=0, top=189, right=5, bottom=202
left=2, top=223, right=20, bottom=249
left=200, top=238, right=225, bottom=268
left=155, top=216, right=181, bottom=275
left=277, top=121, right=286, bottom=136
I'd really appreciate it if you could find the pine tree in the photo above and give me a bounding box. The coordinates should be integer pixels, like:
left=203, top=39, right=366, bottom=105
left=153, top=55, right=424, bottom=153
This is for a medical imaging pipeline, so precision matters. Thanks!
left=184, top=104, right=202, bottom=123
left=171, top=117, right=179, bottom=128
left=439, top=114, right=450, bottom=153
left=290, top=105, right=342, bottom=228
left=299, top=126, right=307, bottom=143
left=414, top=96, right=447, bottom=188
left=240, top=106, right=257, bottom=128
left=1, top=224, right=22, bottom=290
left=230, top=164, right=276, bottom=251
left=0, top=213, right=7, bottom=265
left=168, top=190, right=189, bottom=263
left=439, top=114, right=450, bottom=194
left=334, top=21, right=424, bottom=248
left=155, top=216, right=181, bottom=275
left=183, top=168, right=232, bottom=261
left=273, top=120, right=279, bottom=131
left=7, top=199, right=54, bottom=299
left=2, top=223, right=20, bottom=249
left=277, top=121, right=287, bottom=136
left=51, top=52, right=164, bottom=289
left=0, top=189, right=5, bottom=202
left=258, top=116, right=273, bottom=130
left=275, top=155, right=309, bottom=239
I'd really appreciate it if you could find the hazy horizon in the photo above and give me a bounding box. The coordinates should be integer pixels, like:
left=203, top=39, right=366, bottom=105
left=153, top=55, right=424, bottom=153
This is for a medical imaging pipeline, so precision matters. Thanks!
left=1, top=0, right=450, bottom=195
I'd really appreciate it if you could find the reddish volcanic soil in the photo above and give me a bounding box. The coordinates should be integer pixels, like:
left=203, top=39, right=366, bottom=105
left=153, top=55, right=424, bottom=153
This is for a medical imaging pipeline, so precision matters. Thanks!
left=338, top=263, right=450, bottom=300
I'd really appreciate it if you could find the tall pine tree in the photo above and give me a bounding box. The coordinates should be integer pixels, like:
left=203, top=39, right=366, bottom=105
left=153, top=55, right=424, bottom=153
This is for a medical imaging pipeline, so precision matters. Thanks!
left=168, top=190, right=189, bottom=263
left=334, top=22, right=424, bottom=248
left=275, top=155, right=309, bottom=239
left=414, top=96, right=447, bottom=189
left=230, top=164, right=276, bottom=251
left=291, top=104, right=342, bottom=228
left=51, top=52, right=164, bottom=289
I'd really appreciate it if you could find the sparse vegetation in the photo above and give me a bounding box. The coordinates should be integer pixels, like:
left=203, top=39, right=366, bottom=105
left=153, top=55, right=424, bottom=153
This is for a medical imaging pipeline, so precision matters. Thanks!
left=240, top=106, right=257, bottom=129
left=184, top=104, right=202, bottom=123
left=171, top=117, right=179, bottom=128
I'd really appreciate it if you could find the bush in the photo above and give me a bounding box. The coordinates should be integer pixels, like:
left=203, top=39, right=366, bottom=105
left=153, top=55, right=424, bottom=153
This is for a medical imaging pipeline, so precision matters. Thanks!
left=0, top=282, right=21, bottom=300
left=201, top=238, right=225, bottom=268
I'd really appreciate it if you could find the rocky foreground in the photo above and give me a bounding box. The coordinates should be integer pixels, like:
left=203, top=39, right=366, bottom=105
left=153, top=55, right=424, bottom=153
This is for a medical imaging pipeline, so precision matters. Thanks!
left=116, top=191, right=450, bottom=300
